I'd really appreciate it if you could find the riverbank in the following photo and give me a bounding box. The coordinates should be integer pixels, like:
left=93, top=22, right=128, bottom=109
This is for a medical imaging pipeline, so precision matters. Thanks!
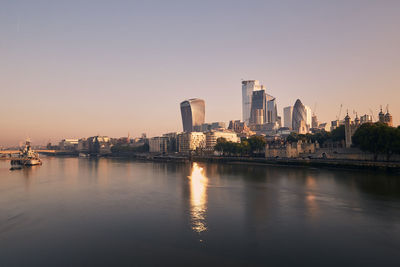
left=193, top=156, right=400, bottom=172
left=108, top=152, right=400, bottom=172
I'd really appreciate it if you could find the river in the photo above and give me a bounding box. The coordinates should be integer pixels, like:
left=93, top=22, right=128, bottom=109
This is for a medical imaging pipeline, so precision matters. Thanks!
left=0, top=157, right=400, bottom=266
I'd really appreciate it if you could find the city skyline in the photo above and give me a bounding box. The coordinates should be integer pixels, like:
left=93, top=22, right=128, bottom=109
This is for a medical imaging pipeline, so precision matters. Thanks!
left=1, top=0, right=400, bottom=146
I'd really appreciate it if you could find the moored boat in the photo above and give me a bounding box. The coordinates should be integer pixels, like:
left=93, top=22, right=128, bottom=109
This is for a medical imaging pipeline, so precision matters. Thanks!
left=10, top=141, right=42, bottom=169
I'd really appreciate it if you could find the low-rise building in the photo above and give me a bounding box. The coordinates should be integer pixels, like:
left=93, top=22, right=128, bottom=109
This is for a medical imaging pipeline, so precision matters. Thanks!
left=77, top=138, right=89, bottom=153
left=177, top=132, right=206, bottom=154
left=59, top=139, right=79, bottom=151
left=265, top=140, right=318, bottom=158
left=205, top=131, right=240, bottom=149
left=149, top=137, right=168, bottom=153
left=87, top=136, right=112, bottom=155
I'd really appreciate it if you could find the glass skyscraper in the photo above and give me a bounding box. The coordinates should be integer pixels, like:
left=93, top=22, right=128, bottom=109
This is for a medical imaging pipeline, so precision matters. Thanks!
left=180, top=98, right=205, bottom=132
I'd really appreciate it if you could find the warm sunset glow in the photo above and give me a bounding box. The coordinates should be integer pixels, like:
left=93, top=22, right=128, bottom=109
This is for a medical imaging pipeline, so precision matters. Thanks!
left=188, top=163, right=208, bottom=233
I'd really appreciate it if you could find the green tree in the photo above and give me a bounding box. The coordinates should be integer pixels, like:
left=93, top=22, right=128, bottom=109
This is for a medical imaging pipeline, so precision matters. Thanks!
left=352, top=122, right=400, bottom=161
left=248, top=136, right=266, bottom=155
left=331, top=125, right=345, bottom=142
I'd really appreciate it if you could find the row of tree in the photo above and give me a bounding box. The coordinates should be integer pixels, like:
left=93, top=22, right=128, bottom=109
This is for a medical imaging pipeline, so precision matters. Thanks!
left=352, top=123, right=400, bottom=161
left=214, top=136, right=266, bottom=157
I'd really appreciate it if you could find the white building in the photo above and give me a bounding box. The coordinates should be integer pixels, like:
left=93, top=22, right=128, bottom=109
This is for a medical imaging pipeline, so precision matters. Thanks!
left=283, top=106, right=293, bottom=129
left=205, top=131, right=240, bottom=149
left=242, top=80, right=264, bottom=124
left=177, top=132, right=206, bottom=153
left=305, top=105, right=312, bottom=128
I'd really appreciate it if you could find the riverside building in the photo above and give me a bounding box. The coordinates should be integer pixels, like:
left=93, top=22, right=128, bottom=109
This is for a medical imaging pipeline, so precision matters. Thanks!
left=177, top=132, right=206, bottom=154
left=205, top=131, right=240, bottom=149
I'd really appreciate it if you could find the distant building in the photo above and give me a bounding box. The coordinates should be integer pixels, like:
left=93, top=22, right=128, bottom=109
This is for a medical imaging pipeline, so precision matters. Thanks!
left=87, top=136, right=112, bottom=155
left=180, top=98, right=205, bottom=132
left=162, top=132, right=179, bottom=152
left=360, top=114, right=372, bottom=124
left=292, top=99, right=311, bottom=133
left=311, top=114, right=318, bottom=129
left=149, top=137, right=168, bottom=153
left=200, top=122, right=226, bottom=132
left=266, top=96, right=278, bottom=124
left=344, top=113, right=360, bottom=148
left=345, top=106, right=394, bottom=148
left=318, top=123, right=330, bottom=132
left=205, top=131, right=240, bottom=149
left=283, top=106, right=293, bottom=129
left=242, top=80, right=265, bottom=124
left=228, top=120, right=254, bottom=137
left=248, top=88, right=278, bottom=126
left=77, top=138, right=89, bottom=152
left=250, top=90, right=266, bottom=125
left=305, top=106, right=312, bottom=128
left=59, top=139, right=79, bottom=151
left=379, top=107, right=393, bottom=127
left=177, top=132, right=206, bottom=153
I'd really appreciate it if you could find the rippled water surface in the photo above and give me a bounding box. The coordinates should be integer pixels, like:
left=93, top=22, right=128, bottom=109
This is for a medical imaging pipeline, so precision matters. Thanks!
left=1, top=157, right=400, bottom=266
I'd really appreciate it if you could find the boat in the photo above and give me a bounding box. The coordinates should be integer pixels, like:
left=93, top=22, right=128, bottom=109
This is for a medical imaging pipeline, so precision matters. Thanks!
left=10, top=141, right=42, bottom=169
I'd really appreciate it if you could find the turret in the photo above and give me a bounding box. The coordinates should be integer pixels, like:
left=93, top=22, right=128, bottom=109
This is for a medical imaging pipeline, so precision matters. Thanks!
left=354, top=113, right=360, bottom=126
left=378, top=106, right=385, bottom=123
left=384, top=106, right=393, bottom=127
left=344, top=111, right=353, bottom=148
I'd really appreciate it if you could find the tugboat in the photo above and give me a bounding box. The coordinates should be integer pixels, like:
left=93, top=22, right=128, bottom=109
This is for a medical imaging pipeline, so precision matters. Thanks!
left=10, top=141, right=42, bottom=169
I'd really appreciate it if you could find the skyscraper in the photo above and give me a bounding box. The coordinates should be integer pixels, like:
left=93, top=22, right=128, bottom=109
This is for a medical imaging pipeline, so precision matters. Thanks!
left=242, top=80, right=264, bottom=124
left=292, top=99, right=310, bottom=133
left=249, top=90, right=266, bottom=125
left=266, top=96, right=278, bottom=124
left=283, top=106, right=293, bottom=129
left=180, top=98, right=205, bottom=132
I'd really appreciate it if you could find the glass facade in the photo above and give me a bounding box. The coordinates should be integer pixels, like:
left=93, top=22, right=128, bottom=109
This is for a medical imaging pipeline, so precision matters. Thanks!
left=180, top=99, right=205, bottom=132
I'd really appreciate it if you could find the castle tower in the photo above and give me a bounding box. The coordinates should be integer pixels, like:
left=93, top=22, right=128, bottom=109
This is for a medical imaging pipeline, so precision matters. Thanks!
left=344, top=112, right=352, bottom=148
left=378, top=106, right=385, bottom=123
left=385, top=106, right=393, bottom=127
left=354, top=113, right=360, bottom=126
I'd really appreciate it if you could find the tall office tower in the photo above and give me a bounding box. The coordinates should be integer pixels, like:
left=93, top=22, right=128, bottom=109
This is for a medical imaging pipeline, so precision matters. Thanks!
left=292, top=99, right=309, bottom=133
left=266, top=97, right=278, bottom=123
left=180, top=98, right=205, bottom=132
left=311, top=114, right=318, bottom=128
left=249, top=90, right=266, bottom=125
left=283, top=106, right=293, bottom=129
left=305, top=105, right=312, bottom=128
left=242, top=80, right=264, bottom=124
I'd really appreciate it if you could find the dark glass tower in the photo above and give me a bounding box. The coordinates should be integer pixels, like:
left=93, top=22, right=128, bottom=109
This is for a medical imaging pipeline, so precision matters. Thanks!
left=180, top=99, right=205, bottom=132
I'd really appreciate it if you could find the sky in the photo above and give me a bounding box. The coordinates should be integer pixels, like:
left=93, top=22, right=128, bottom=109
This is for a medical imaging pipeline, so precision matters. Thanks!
left=1, top=0, right=399, bottom=146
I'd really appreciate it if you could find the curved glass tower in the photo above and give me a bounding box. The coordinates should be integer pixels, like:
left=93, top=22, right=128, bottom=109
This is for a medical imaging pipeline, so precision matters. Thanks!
left=180, top=99, right=205, bottom=132
left=292, top=99, right=307, bottom=132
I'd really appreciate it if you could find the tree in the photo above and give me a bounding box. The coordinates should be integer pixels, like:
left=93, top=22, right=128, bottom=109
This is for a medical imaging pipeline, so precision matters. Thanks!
left=248, top=136, right=266, bottom=155
left=352, top=122, right=400, bottom=161
left=331, top=125, right=345, bottom=142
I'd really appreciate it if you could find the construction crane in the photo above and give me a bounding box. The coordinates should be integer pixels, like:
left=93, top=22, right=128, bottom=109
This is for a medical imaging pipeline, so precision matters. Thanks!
left=369, top=108, right=375, bottom=121
left=336, top=104, right=343, bottom=120
left=313, top=102, right=318, bottom=115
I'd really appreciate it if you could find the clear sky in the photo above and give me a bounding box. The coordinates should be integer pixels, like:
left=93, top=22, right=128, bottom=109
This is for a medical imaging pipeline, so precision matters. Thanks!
left=1, top=0, right=399, bottom=146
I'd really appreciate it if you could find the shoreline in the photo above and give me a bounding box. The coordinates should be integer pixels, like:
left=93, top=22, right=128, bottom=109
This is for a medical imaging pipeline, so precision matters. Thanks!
left=37, top=151, right=400, bottom=172
left=107, top=153, right=400, bottom=172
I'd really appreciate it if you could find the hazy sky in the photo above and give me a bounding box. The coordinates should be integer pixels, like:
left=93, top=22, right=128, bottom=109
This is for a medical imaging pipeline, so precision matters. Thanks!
left=1, top=0, right=399, bottom=146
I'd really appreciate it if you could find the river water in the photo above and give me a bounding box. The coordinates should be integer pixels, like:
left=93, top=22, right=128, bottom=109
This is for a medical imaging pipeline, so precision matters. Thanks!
left=0, top=157, right=400, bottom=266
